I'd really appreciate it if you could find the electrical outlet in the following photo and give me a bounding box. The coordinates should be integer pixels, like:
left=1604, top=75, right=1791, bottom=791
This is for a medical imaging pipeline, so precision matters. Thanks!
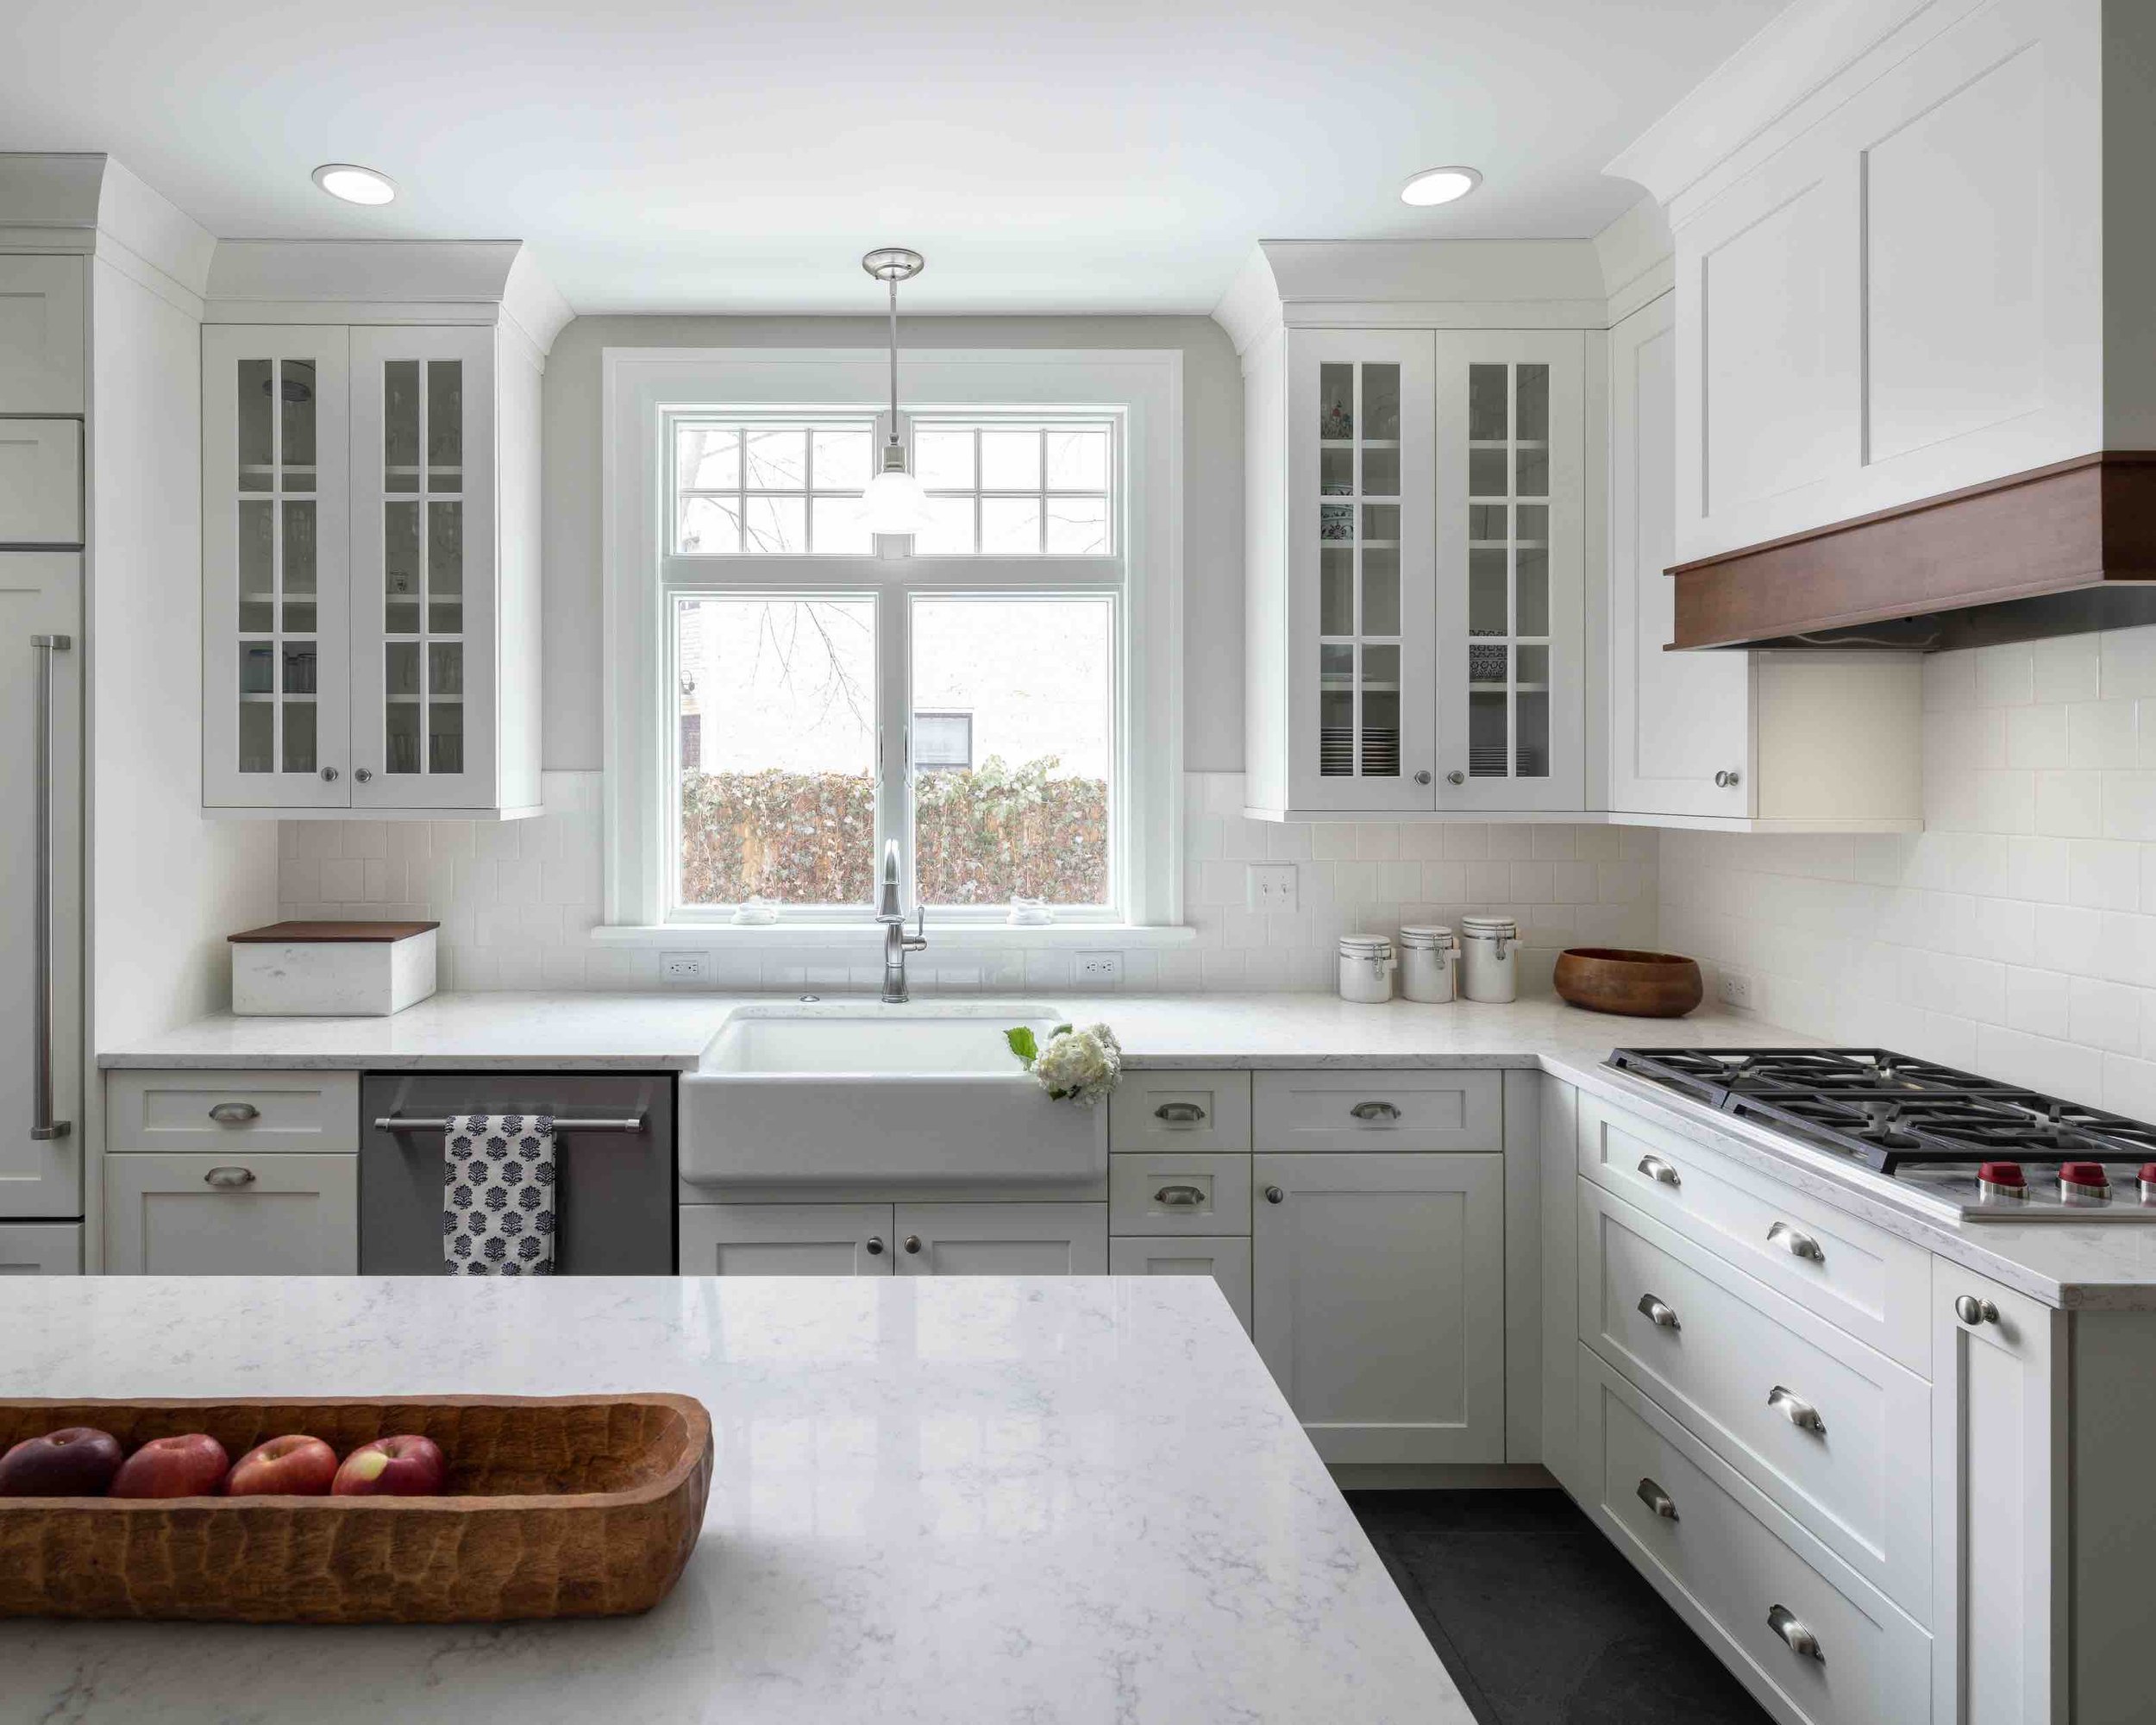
left=1075, top=951, right=1123, bottom=986
left=661, top=951, right=709, bottom=985
left=1717, top=971, right=1756, bottom=1012
left=1247, top=862, right=1299, bottom=913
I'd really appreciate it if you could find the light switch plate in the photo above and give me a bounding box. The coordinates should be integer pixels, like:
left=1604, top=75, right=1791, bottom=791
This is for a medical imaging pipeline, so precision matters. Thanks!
left=1247, top=862, right=1298, bottom=913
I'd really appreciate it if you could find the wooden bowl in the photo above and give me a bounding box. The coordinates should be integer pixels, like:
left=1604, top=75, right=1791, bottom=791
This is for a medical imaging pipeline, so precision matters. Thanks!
left=0, top=1393, right=711, bottom=1622
left=1554, top=948, right=1704, bottom=1019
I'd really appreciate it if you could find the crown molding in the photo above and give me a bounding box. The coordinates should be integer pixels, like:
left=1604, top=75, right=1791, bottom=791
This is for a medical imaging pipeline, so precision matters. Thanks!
left=0, top=152, right=215, bottom=317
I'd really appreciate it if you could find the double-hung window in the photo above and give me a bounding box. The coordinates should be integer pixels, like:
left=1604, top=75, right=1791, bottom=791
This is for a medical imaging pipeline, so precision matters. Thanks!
left=625, top=360, right=1174, bottom=932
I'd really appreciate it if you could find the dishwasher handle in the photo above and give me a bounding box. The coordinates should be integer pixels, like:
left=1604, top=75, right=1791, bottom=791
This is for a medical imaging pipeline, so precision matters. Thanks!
left=373, top=1114, right=647, bottom=1134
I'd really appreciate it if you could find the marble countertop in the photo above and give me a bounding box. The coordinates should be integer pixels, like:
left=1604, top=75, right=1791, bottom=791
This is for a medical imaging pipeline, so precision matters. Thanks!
left=97, top=988, right=1792, bottom=1072
left=0, top=1275, right=1460, bottom=1725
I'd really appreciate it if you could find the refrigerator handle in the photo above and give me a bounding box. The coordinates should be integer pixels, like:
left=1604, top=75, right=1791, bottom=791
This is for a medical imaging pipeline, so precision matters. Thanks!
left=29, top=633, right=70, bottom=1142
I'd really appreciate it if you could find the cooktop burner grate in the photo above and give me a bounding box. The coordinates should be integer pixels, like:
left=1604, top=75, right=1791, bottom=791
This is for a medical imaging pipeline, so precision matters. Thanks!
left=1608, top=1046, right=2156, bottom=1174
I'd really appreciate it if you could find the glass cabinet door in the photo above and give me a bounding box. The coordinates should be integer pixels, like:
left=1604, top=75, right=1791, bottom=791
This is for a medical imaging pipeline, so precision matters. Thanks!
left=348, top=327, right=494, bottom=808
left=203, top=329, right=350, bottom=808
left=1290, top=332, right=1434, bottom=811
left=1436, top=333, right=1583, bottom=811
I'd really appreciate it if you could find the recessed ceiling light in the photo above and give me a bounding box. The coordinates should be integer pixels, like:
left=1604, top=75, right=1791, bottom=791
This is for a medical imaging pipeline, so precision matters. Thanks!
left=311, top=164, right=397, bottom=206
left=1400, top=166, right=1482, bottom=208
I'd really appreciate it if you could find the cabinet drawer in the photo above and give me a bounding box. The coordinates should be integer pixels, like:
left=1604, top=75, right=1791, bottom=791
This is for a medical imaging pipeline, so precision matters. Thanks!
left=1581, top=1093, right=1931, bottom=1376
left=106, top=1070, right=359, bottom=1154
left=1581, top=1181, right=1930, bottom=1619
left=103, top=1152, right=357, bottom=1275
left=1110, top=1236, right=1252, bottom=1333
left=1583, top=1347, right=1930, bottom=1725
left=1110, top=1152, right=1251, bottom=1235
left=0, top=1221, right=81, bottom=1274
left=1253, top=1069, right=1501, bottom=1151
left=0, top=418, right=81, bottom=544
left=1109, top=1070, right=1252, bottom=1151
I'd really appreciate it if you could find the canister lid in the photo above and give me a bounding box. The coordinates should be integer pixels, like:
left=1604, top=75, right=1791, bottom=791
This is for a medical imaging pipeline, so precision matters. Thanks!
left=1459, top=913, right=1518, bottom=935
left=1397, top=925, right=1456, bottom=949
left=1338, top=935, right=1394, bottom=956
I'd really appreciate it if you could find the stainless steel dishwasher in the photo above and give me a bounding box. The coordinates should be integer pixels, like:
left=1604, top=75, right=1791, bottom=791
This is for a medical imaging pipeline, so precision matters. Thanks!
left=360, top=1074, right=674, bottom=1273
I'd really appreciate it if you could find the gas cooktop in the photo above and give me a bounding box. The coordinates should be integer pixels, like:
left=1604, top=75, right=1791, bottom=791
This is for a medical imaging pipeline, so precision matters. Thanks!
left=1607, top=1046, right=2156, bottom=1220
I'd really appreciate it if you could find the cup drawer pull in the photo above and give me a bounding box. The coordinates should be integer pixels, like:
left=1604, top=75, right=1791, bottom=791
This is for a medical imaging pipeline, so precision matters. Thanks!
left=1767, top=1220, right=1825, bottom=1262
left=1154, top=1183, right=1207, bottom=1209
left=1768, top=1385, right=1826, bottom=1435
left=1349, top=1101, right=1401, bottom=1122
left=207, top=1101, right=260, bottom=1126
left=1635, top=1477, right=1678, bottom=1521
left=1637, top=1153, right=1680, bottom=1187
left=1767, top=1603, right=1822, bottom=1661
left=1152, top=1102, right=1207, bottom=1125
left=1637, top=1294, right=1681, bottom=1331
left=204, top=1166, right=257, bottom=1189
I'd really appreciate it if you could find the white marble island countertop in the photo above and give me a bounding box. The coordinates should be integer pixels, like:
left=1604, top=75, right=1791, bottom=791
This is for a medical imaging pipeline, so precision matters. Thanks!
left=0, top=1274, right=1462, bottom=1725
left=97, top=988, right=1796, bottom=1072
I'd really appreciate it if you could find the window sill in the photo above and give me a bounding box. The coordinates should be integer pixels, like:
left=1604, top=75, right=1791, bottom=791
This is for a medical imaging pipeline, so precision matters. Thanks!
left=586, top=923, right=1197, bottom=951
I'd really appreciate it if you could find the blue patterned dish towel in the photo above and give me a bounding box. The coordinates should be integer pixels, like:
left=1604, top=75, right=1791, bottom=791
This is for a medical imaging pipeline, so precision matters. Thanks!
left=443, top=1113, right=557, bottom=1275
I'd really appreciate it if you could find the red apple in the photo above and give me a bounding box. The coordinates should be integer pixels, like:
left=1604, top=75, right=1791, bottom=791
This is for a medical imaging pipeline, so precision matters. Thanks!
left=110, top=1433, right=230, bottom=1499
left=331, top=1433, right=446, bottom=1497
left=0, top=1427, right=124, bottom=1497
left=222, top=1433, right=338, bottom=1498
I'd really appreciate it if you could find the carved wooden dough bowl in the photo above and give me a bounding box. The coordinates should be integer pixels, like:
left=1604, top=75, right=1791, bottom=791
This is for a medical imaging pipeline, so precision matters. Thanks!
left=1553, top=947, right=1705, bottom=1019
left=0, top=1393, right=711, bottom=1622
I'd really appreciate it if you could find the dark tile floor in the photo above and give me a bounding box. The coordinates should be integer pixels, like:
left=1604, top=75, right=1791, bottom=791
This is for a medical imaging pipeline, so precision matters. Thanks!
left=1347, top=1490, right=1771, bottom=1725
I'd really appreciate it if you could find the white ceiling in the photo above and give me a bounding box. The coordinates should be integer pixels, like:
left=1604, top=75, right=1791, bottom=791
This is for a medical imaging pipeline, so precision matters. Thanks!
left=3, top=0, right=1789, bottom=315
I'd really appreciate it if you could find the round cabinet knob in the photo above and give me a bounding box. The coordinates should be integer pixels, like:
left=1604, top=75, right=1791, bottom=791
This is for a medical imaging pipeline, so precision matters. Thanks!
left=354, top=768, right=373, bottom=784
left=864, top=1236, right=885, bottom=1257
left=903, top=1235, right=923, bottom=1254
left=1446, top=770, right=1466, bottom=786
left=1954, top=1294, right=1999, bottom=1327
left=320, top=767, right=339, bottom=783
left=1714, top=768, right=1743, bottom=788
left=1413, top=769, right=1433, bottom=786
left=1263, top=1185, right=1285, bottom=1204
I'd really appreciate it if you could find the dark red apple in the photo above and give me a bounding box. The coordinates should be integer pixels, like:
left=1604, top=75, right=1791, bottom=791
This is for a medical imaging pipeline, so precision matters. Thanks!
left=331, top=1433, right=446, bottom=1496
left=110, top=1433, right=229, bottom=1499
left=223, top=1433, right=338, bottom=1497
left=0, top=1427, right=123, bottom=1496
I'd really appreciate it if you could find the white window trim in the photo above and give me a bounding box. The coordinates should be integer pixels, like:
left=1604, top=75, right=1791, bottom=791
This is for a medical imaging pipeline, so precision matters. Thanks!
left=599, top=347, right=1185, bottom=944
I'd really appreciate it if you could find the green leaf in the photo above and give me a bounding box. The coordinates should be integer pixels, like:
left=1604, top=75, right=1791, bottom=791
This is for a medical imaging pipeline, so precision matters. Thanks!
left=1050, top=1023, right=1073, bottom=1039
left=1005, top=1026, right=1038, bottom=1067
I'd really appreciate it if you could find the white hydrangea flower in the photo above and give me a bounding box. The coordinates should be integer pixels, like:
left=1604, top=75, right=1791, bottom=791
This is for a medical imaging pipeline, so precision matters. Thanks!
left=1030, top=1022, right=1123, bottom=1107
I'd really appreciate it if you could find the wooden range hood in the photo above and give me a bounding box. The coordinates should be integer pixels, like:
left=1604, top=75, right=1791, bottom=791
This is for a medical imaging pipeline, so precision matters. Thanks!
left=1668, top=454, right=2156, bottom=651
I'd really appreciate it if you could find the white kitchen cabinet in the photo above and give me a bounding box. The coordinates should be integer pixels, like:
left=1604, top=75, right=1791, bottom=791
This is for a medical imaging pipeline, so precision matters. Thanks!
left=680, top=1203, right=894, bottom=1276
left=103, top=1151, right=356, bottom=1274
left=1605, top=291, right=1924, bottom=831
left=0, top=418, right=83, bottom=545
left=1612, top=0, right=2155, bottom=568
left=1110, top=1236, right=1252, bottom=1333
left=1252, top=1151, right=1505, bottom=1463
left=0, top=255, right=87, bottom=412
left=893, top=1202, right=1107, bottom=1276
left=0, top=1221, right=81, bottom=1274
left=202, top=318, right=540, bottom=817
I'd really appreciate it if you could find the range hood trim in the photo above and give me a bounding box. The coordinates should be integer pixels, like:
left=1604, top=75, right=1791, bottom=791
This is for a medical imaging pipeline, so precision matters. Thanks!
left=1666, top=452, right=2156, bottom=651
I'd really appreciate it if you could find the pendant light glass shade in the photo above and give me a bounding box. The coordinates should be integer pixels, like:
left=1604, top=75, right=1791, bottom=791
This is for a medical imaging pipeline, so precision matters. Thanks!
left=861, top=455, right=934, bottom=534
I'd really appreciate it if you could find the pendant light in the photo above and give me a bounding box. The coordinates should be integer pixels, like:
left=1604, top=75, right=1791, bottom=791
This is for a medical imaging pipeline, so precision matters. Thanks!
left=858, top=247, right=934, bottom=536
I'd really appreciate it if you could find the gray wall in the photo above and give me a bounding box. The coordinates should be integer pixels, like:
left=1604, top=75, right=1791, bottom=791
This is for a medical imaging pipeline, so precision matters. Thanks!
left=539, top=314, right=1245, bottom=774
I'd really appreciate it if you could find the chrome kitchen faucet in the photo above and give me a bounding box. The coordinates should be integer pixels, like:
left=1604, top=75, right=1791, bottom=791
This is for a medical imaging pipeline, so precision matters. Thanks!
left=875, top=838, right=929, bottom=1003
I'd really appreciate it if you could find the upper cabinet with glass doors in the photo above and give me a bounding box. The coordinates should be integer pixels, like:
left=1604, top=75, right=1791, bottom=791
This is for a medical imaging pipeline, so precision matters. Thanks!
left=1238, top=308, right=1586, bottom=819
left=204, top=305, right=544, bottom=817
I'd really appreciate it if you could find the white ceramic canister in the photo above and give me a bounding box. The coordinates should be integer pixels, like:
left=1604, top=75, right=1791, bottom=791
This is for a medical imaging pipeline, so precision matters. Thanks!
left=1338, top=935, right=1397, bottom=1004
left=1397, top=925, right=1459, bottom=1004
left=1459, top=914, right=1520, bottom=1003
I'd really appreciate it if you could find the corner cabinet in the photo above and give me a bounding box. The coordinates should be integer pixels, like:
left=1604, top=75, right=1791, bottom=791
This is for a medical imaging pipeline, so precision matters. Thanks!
left=1244, top=325, right=1586, bottom=819
left=203, top=323, right=541, bottom=818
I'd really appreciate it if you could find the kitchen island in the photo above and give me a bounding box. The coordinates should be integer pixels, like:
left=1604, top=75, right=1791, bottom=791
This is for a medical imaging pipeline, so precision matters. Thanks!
left=0, top=1273, right=1462, bottom=1724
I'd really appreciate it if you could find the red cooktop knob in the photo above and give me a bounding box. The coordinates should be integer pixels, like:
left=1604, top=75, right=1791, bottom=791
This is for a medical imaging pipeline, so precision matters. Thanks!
left=2060, top=1161, right=2109, bottom=1187
left=1978, top=1161, right=2026, bottom=1187
left=2140, top=1163, right=2156, bottom=1185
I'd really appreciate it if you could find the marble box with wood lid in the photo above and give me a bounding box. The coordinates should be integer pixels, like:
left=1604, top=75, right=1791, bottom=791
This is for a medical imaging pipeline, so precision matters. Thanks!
left=229, top=921, right=439, bottom=1017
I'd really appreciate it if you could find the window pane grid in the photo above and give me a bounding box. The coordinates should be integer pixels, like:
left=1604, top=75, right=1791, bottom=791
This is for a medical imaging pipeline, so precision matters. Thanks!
left=912, top=420, right=1113, bottom=555
left=674, top=417, right=876, bottom=555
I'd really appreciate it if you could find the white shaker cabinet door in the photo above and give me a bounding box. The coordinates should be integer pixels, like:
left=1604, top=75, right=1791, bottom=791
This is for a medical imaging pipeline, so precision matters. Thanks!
left=0, top=552, right=81, bottom=1215
left=1253, top=1151, right=1505, bottom=1464
left=103, top=1152, right=357, bottom=1275
left=0, top=1221, right=81, bottom=1274
left=1607, top=292, right=1750, bottom=819
left=0, top=255, right=87, bottom=412
left=0, top=419, right=82, bottom=545
left=893, top=1202, right=1107, bottom=1276
left=679, top=1203, right=894, bottom=1276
